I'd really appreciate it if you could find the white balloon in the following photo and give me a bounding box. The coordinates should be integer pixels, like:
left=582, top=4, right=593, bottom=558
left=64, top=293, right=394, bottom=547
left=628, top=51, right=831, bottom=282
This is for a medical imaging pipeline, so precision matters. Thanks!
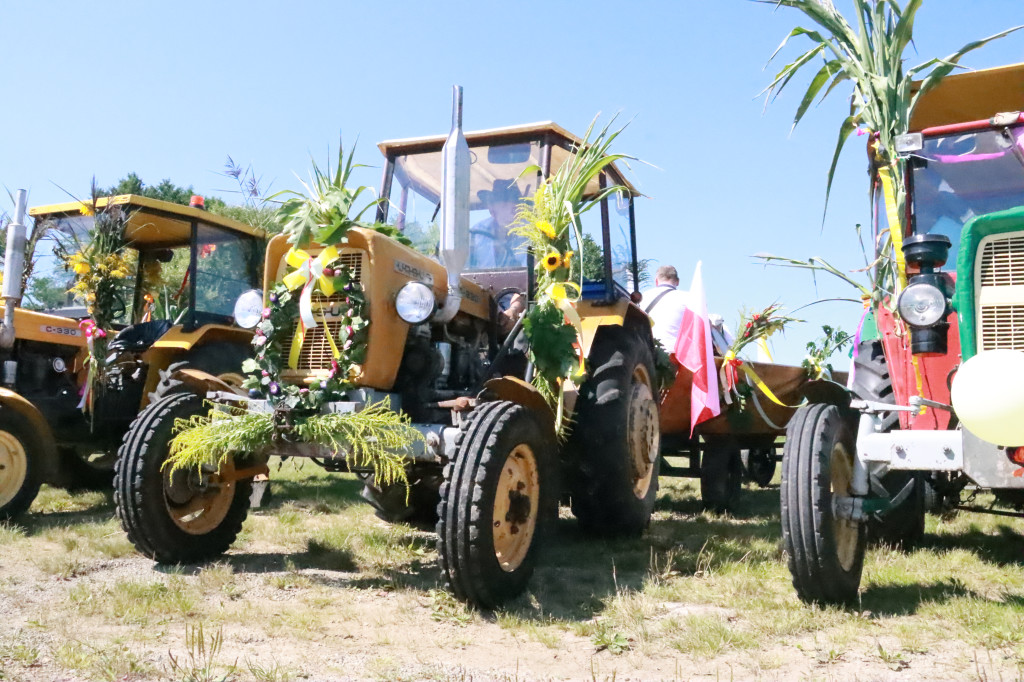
left=951, top=349, right=1024, bottom=445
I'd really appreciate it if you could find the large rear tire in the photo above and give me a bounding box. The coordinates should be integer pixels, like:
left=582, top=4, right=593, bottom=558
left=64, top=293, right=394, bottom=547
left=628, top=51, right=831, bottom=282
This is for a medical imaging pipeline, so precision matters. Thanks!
left=852, top=340, right=925, bottom=548
left=781, top=403, right=865, bottom=605
left=437, top=401, right=555, bottom=609
left=568, top=327, right=661, bottom=536
left=114, top=392, right=251, bottom=563
left=0, top=411, right=43, bottom=520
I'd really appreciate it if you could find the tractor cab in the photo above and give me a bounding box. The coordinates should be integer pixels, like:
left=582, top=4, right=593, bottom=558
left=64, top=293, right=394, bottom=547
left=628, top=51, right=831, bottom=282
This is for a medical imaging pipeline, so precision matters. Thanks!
left=376, top=122, right=643, bottom=307
left=31, top=195, right=264, bottom=337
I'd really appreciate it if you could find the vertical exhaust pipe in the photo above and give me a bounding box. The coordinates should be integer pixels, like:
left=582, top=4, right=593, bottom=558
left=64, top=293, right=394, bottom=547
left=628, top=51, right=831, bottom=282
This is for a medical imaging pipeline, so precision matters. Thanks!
left=436, top=85, right=470, bottom=323
left=0, top=190, right=28, bottom=349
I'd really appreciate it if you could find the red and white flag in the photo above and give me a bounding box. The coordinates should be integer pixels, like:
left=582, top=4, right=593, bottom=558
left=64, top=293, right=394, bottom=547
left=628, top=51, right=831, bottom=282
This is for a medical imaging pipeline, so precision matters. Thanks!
left=673, top=261, right=721, bottom=435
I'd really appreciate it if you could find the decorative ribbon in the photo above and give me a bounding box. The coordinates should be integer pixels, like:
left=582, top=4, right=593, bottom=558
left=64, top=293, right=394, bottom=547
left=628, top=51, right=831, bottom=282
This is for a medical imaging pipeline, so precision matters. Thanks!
left=719, top=350, right=797, bottom=409
left=847, top=297, right=872, bottom=389
left=876, top=163, right=908, bottom=293
left=141, top=293, right=154, bottom=323
left=282, top=246, right=341, bottom=369
left=77, top=319, right=106, bottom=412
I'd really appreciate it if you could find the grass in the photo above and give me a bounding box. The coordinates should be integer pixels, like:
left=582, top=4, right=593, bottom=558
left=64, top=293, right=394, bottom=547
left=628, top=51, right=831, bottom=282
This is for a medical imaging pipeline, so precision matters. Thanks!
left=1, top=461, right=1023, bottom=680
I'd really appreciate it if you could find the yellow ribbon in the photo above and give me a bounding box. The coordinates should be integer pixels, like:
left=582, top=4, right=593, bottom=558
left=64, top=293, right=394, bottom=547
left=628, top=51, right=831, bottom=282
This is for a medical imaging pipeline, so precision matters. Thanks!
left=282, top=246, right=341, bottom=369
left=877, top=164, right=908, bottom=293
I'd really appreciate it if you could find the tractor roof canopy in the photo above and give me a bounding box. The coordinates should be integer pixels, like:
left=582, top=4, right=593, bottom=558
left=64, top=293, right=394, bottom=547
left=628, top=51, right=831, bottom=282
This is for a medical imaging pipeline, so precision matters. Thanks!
left=29, top=194, right=264, bottom=249
left=378, top=121, right=639, bottom=208
left=910, top=62, right=1024, bottom=132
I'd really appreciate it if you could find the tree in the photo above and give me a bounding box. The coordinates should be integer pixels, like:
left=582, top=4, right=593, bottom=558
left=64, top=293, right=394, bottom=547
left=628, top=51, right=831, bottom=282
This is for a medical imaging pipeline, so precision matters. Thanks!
left=101, top=173, right=227, bottom=210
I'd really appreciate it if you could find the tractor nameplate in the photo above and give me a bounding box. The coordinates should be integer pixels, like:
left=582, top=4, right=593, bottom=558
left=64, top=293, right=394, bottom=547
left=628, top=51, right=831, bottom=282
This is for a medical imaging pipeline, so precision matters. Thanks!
left=40, top=325, right=81, bottom=338
left=394, top=260, right=434, bottom=285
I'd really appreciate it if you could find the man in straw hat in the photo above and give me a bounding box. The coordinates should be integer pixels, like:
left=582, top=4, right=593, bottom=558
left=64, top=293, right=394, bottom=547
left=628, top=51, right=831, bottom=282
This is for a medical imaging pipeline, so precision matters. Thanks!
left=469, top=179, right=528, bottom=269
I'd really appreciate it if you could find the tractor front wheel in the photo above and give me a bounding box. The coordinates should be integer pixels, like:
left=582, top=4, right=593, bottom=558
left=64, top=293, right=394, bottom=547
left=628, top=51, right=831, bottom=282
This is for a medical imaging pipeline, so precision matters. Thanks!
left=114, top=392, right=251, bottom=563
left=781, top=403, right=865, bottom=605
left=437, top=401, right=555, bottom=609
left=0, top=411, right=42, bottom=520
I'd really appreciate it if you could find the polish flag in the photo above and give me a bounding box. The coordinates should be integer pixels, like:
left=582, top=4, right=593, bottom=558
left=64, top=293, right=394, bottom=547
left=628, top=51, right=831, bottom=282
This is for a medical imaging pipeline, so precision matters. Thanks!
left=673, top=262, right=721, bottom=435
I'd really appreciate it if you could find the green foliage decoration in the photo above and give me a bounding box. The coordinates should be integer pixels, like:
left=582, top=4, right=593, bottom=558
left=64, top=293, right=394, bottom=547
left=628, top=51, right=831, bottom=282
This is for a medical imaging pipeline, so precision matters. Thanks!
left=758, top=0, right=1021, bottom=302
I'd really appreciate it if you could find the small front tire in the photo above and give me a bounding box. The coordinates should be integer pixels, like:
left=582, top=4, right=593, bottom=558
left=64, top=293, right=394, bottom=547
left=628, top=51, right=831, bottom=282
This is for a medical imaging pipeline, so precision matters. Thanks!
left=781, top=403, right=866, bottom=605
left=437, top=401, right=555, bottom=609
left=0, top=411, right=43, bottom=520
left=114, top=392, right=251, bottom=563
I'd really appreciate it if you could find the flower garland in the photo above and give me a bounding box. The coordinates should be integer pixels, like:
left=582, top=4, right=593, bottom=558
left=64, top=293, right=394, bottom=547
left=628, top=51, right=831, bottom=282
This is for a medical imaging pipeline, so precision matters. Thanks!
left=720, top=303, right=801, bottom=408
left=55, top=201, right=133, bottom=412
left=241, top=247, right=368, bottom=413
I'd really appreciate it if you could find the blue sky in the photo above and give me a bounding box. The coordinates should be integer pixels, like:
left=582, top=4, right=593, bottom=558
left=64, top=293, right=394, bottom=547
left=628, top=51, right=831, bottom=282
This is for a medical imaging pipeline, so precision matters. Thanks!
left=3, top=0, right=1023, bottom=362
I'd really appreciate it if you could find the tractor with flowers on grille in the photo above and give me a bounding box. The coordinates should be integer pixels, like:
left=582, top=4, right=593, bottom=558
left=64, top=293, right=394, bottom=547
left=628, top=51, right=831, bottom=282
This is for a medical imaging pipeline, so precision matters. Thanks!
left=114, top=91, right=662, bottom=608
left=0, top=193, right=262, bottom=519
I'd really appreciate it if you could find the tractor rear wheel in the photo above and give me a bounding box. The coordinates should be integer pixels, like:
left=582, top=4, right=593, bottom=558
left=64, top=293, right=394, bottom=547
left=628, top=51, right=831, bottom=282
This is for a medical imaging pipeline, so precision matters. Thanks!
left=437, top=401, right=555, bottom=609
left=0, top=410, right=43, bottom=520
left=568, top=327, right=661, bottom=536
left=781, top=403, right=865, bottom=605
left=114, top=392, right=251, bottom=563
left=852, top=340, right=926, bottom=548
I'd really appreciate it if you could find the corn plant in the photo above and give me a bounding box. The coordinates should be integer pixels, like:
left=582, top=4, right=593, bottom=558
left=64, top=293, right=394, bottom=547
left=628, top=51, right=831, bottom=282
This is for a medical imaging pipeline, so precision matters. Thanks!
left=757, top=0, right=1021, bottom=299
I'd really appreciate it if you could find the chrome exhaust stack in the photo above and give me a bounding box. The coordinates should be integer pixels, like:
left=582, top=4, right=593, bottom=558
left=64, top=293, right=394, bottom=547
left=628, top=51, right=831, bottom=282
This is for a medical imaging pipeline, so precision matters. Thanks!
left=435, top=85, right=470, bottom=323
left=0, top=190, right=28, bottom=349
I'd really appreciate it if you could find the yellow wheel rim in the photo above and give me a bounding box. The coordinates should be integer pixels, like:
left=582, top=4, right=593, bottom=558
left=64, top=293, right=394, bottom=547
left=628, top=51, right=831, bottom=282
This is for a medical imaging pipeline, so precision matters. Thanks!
left=0, top=431, right=27, bottom=508
left=628, top=365, right=660, bottom=499
left=493, top=443, right=539, bottom=572
left=830, top=440, right=859, bottom=571
left=163, top=457, right=237, bottom=535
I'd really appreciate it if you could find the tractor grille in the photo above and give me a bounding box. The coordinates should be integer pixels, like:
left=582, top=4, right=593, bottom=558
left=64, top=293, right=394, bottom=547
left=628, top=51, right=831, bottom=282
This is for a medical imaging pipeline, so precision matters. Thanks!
left=979, top=234, right=1024, bottom=286
left=280, top=250, right=365, bottom=373
left=978, top=233, right=1024, bottom=351
left=980, top=305, right=1024, bottom=351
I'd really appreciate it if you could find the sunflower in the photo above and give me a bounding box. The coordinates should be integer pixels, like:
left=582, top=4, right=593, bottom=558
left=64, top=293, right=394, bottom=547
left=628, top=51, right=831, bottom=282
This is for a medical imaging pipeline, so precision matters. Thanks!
left=542, top=252, right=562, bottom=272
left=562, top=250, right=574, bottom=268
left=537, top=220, right=557, bottom=240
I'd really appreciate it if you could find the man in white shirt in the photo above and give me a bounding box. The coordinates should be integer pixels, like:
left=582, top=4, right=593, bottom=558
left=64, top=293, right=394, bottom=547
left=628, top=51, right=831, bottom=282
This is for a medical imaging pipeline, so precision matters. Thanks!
left=641, top=265, right=690, bottom=350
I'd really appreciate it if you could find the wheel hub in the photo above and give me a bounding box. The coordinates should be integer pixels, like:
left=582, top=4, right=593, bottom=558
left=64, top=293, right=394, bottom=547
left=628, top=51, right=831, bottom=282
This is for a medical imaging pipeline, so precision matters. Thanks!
left=829, top=441, right=860, bottom=571
left=0, top=431, right=27, bottom=507
left=163, top=458, right=236, bottom=535
left=492, top=444, right=539, bottom=572
left=627, top=367, right=660, bottom=499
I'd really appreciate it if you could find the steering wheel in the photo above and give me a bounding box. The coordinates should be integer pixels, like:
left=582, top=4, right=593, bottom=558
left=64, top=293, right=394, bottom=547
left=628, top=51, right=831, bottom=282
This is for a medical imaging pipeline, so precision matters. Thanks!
left=495, top=287, right=526, bottom=313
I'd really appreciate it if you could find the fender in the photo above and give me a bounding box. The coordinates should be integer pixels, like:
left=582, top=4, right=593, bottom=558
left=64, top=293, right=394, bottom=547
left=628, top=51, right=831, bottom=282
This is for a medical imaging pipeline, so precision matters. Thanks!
left=168, top=367, right=248, bottom=398
left=0, top=389, right=59, bottom=482
left=478, top=376, right=556, bottom=436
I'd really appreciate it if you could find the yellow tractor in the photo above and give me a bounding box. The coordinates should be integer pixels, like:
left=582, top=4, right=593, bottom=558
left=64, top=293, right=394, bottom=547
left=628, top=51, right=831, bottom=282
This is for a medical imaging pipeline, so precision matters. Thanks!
left=115, top=98, right=661, bottom=608
left=0, top=193, right=262, bottom=518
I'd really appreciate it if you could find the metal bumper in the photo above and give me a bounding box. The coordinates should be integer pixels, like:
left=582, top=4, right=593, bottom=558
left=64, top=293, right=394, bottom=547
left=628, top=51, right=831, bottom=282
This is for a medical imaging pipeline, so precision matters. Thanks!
left=854, top=401, right=1024, bottom=488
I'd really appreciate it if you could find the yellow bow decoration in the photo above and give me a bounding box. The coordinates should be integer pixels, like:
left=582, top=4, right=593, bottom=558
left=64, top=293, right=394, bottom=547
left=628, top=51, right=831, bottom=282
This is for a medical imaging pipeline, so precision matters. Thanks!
left=282, top=246, right=342, bottom=369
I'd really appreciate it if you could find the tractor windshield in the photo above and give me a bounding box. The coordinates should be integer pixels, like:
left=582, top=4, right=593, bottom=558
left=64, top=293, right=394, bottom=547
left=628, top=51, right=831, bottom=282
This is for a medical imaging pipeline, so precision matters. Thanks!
left=910, top=124, right=1024, bottom=263
left=386, top=141, right=542, bottom=271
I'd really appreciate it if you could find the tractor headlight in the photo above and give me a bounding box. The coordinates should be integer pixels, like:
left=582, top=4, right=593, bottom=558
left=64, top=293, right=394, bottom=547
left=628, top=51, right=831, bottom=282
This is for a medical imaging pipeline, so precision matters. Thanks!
left=233, top=289, right=264, bottom=329
left=897, top=282, right=946, bottom=327
left=395, top=281, right=436, bottom=324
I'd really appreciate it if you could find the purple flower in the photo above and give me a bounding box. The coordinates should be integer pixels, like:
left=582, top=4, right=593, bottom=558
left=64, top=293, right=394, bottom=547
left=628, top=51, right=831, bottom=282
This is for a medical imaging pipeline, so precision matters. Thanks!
left=262, top=307, right=271, bottom=319
left=269, top=293, right=278, bottom=304
left=319, top=380, right=328, bottom=389
left=268, top=382, right=280, bottom=396
left=344, top=283, right=353, bottom=292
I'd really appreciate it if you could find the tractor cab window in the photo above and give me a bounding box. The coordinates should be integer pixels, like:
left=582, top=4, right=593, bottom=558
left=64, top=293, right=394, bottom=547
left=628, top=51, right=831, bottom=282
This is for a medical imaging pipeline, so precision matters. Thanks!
left=193, top=224, right=262, bottom=323
left=386, top=141, right=542, bottom=272
left=911, top=124, right=1024, bottom=263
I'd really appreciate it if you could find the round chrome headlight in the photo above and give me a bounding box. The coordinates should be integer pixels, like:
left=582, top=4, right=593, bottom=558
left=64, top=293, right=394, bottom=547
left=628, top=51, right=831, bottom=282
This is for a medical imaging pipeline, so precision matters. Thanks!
left=395, top=281, right=436, bottom=324
left=897, top=282, right=946, bottom=327
left=233, top=289, right=264, bottom=329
